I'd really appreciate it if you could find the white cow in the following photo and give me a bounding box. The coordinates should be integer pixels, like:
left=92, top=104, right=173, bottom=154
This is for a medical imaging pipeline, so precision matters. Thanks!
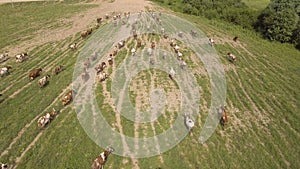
left=184, top=114, right=195, bottom=131
left=0, top=66, right=12, bottom=77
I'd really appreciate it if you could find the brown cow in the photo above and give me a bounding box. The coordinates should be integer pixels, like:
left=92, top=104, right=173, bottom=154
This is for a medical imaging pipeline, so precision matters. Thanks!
left=62, top=90, right=74, bottom=106
left=95, top=62, right=107, bottom=73
left=38, top=74, right=50, bottom=88
left=217, top=106, right=229, bottom=130
left=87, top=28, right=93, bottom=35
left=81, top=31, right=88, bottom=39
left=53, top=65, right=64, bottom=75
left=29, top=68, right=42, bottom=80
left=96, top=17, right=102, bottom=24
left=151, top=41, right=155, bottom=49
left=92, top=147, right=114, bottom=169
left=233, top=36, right=238, bottom=42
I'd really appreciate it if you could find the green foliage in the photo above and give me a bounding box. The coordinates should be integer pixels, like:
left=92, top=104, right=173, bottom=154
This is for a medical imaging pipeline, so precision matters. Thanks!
left=256, top=0, right=300, bottom=44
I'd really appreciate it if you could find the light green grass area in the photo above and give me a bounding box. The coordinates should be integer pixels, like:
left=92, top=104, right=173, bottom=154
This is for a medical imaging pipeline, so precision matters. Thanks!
left=0, top=1, right=96, bottom=49
left=0, top=1, right=299, bottom=169
left=242, top=0, right=270, bottom=10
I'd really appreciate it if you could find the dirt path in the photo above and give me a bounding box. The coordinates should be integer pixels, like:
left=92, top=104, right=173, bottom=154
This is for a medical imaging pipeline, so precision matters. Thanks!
left=3, top=0, right=153, bottom=55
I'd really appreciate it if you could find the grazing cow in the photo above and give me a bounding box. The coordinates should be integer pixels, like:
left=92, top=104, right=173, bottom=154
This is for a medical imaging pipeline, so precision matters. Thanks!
left=97, top=72, right=108, bottom=82
left=217, top=106, right=228, bottom=130
left=91, top=147, right=114, bottom=169
left=15, top=53, right=28, bottom=63
left=37, top=108, right=58, bottom=128
left=163, top=34, right=168, bottom=39
left=108, top=56, right=113, bottom=65
left=180, top=60, right=187, bottom=69
left=87, top=28, right=93, bottom=35
left=0, top=53, right=9, bottom=63
left=38, top=74, right=50, bottom=88
left=82, top=68, right=89, bottom=82
left=0, top=163, right=8, bottom=169
left=97, top=17, right=102, bottom=24
left=178, top=31, right=183, bottom=38
left=131, top=48, right=136, bottom=56
left=162, top=51, right=167, bottom=59
left=170, top=39, right=176, bottom=47
left=169, top=67, right=175, bottom=80
left=84, top=58, right=91, bottom=69
left=161, top=27, right=165, bottom=34
left=233, top=36, right=238, bottom=42
left=147, top=47, right=152, bottom=56
left=227, top=52, right=236, bottom=62
left=81, top=31, right=88, bottom=39
left=191, top=30, right=197, bottom=37
left=174, top=44, right=180, bottom=53
left=91, top=52, right=98, bottom=61
left=118, top=40, right=125, bottom=49
left=184, top=114, right=195, bottom=132
left=112, top=47, right=118, bottom=56
left=208, top=38, right=215, bottom=46
left=105, top=14, right=109, bottom=19
left=0, top=66, right=12, bottom=77
left=62, top=90, right=74, bottom=106
left=95, top=62, right=107, bottom=73
left=133, top=31, right=138, bottom=39
left=70, top=43, right=77, bottom=50
left=29, top=68, right=42, bottom=80
left=151, top=41, right=156, bottom=49
left=137, top=39, right=142, bottom=48
left=53, top=65, right=64, bottom=75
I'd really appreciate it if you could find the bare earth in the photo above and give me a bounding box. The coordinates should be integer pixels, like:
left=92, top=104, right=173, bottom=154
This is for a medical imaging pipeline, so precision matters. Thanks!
left=2, top=0, right=153, bottom=55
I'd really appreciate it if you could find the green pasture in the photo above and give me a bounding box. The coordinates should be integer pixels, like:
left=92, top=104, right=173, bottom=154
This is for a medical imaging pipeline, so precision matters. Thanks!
left=0, top=1, right=299, bottom=169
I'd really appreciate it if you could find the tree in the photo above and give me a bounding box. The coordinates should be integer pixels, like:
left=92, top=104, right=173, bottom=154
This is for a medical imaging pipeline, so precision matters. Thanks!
left=256, top=0, right=299, bottom=43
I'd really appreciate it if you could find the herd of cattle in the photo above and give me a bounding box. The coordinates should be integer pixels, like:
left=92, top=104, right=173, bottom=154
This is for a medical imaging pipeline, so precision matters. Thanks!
left=0, top=10, right=235, bottom=169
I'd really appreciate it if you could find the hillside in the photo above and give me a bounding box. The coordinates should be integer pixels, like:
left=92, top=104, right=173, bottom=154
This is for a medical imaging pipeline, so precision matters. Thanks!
left=0, top=0, right=299, bottom=169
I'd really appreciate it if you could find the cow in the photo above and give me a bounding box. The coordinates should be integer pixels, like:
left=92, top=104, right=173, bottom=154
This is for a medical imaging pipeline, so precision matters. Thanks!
left=217, top=105, right=228, bottom=130
left=105, top=14, right=109, bottom=19
left=227, top=52, right=236, bottom=62
left=131, top=48, right=136, bottom=56
left=96, top=17, right=102, bottom=24
left=169, top=67, right=175, bottom=80
left=208, top=38, right=215, bottom=46
left=184, top=114, right=195, bottom=132
left=108, top=55, right=113, bottom=65
left=82, top=69, right=89, bottom=82
left=81, top=31, right=88, bottom=39
left=191, top=30, right=197, bottom=37
left=38, top=74, right=50, bottom=88
left=0, top=163, right=8, bottom=169
left=87, top=28, right=93, bottom=35
left=15, top=52, right=28, bottom=62
left=0, top=66, right=12, bottom=77
left=233, top=36, right=238, bottom=42
left=37, top=108, right=58, bottom=128
left=91, top=52, right=98, bottom=61
left=178, top=31, right=183, bottom=38
left=95, top=62, right=106, bottom=74
left=70, top=43, right=77, bottom=50
left=151, top=41, right=156, bottom=49
left=53, top=65, right=64, bottom=75
left=29, top=68, right=42, bottom=80
left=0, top=52, right=9, bottom=63
left=62, top=90, right=74, bottom=106
left=137, top=39, right=142, bottom=48
left=91, top=147, right=114, bottom=169
left=96, top=72, right=108, bottom=82
left=118, top=40, right=125, bottom=49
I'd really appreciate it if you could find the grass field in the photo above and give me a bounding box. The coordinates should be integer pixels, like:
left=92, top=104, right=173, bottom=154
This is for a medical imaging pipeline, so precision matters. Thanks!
left=0, top=1, right=299, bottom=169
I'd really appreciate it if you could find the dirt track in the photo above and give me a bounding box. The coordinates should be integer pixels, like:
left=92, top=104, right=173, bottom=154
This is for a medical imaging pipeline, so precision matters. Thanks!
left=2, top=0, right=153, bottom=55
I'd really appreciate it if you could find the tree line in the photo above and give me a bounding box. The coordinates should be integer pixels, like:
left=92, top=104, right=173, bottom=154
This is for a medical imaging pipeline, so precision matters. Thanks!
left=152, top=0, right=300, bottom=49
